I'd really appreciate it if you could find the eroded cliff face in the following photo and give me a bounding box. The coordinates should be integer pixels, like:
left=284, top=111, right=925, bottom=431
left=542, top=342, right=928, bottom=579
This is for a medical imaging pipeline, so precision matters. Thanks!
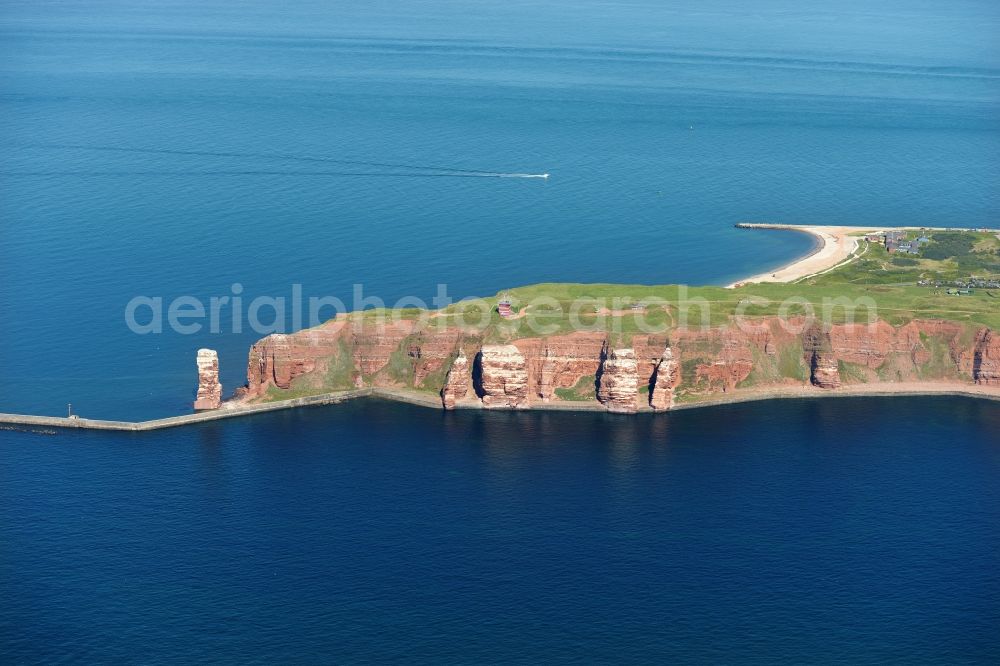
left=516, top=332, right=605, bottom=401
left=973, top=329, right=1000, bottom=385
left=476, top=345, right=529, bottom=408
left=820, top=320, right=979, bottom=384
left=650, top=346, right=680, bottom=410
left=441, top=349, right=471, bottom=409
left=243, top=320, right=457, bottom=398
left=193, top=349, right=222, bottom=410
left=246, top=328, right=343, bottom=397
left=235, top=314, right=995, bottom=410
left=809, top=351, right=842, bottom=389
left=671, top=326, right=757, bottom=393
left=825, top=320, right=967, bottom=374
left=802, top=324, right=841, bottom=389
left=597, top=347, right=639, bottom=413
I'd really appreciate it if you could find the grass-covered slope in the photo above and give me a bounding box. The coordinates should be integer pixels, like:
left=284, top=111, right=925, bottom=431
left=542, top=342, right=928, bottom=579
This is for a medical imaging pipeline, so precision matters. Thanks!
left=252, top=230, right=999, bottom=404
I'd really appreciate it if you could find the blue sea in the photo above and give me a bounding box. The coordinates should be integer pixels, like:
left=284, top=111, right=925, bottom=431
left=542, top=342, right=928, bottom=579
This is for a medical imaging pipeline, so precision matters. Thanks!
left=1, top=0, right=999, bottom=662
left=3, top=398, right=1000, bottom=662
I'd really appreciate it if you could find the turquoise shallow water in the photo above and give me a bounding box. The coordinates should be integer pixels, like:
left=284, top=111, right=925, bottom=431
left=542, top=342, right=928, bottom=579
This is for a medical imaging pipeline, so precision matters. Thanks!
left=1, top=1, right=999, bottom=661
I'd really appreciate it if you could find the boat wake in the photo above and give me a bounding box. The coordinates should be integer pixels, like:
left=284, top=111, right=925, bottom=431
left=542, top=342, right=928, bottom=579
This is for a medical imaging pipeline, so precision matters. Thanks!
left=22, top=143, right=549, bottom=180
left=1, top=170, right=547, bottom=179
left=495, top=173, right=550, bottom=179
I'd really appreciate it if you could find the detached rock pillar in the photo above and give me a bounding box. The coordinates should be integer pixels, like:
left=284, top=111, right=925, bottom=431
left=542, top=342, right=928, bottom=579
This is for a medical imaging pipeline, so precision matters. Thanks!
left=650, top=346, right=680, bottom=411
left=194, top=349, right=223, bottom=410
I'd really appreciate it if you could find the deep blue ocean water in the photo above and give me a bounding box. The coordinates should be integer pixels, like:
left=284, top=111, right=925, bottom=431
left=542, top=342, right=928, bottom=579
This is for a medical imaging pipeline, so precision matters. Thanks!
left=2, top=1, right=999, bottom=661
left=2, top=397, right=1000, bottom=663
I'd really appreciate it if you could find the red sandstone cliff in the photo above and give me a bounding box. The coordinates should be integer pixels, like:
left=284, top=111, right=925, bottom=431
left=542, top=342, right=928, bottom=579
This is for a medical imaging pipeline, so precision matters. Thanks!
left=973, top=329, right=1000, bottom=386
left=476, top=345, right=530, bottom=408
left=597, top=347, right=639, bottom=413
left=441, top=349, right=471, bottom=409
left=809, top=351, right=841, bottom=389
left=233, top=315, right=996, bottom=411
left=519, top=332, right=606, bottom=401
left=650, top=346, right=680, bottom=410
left=800, top=324, right=840, bottom=389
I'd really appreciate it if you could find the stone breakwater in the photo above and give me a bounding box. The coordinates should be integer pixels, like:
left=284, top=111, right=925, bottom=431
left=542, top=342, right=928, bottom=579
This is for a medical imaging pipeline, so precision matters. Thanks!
left=228, top=315, right=1000, bottom=412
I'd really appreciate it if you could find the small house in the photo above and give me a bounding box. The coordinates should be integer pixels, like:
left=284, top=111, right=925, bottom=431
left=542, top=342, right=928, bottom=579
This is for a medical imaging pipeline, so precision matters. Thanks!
left=498, top=295, right=513, bottom=318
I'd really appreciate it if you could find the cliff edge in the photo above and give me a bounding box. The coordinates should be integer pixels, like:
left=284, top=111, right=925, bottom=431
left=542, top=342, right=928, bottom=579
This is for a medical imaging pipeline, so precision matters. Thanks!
left=228, top=315, right=997, bottom=412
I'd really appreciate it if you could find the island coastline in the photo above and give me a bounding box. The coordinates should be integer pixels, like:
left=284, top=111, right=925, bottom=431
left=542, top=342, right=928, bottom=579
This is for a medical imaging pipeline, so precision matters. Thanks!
left=2, top=381, right=998, bottom=432
left=4, top=224, right=998, bottom=430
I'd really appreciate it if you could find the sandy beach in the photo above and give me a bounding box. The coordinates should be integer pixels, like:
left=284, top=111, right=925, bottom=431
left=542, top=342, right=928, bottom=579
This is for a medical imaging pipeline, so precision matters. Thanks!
left=727, top=223, right=992, bottom=287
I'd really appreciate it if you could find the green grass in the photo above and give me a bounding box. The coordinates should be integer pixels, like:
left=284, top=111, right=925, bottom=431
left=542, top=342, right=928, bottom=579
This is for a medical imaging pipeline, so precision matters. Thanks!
left=324, top=340, right=358, bottom=389
left=383, top=346, right=415, bottom=385
left=922, top=232, right=980, bottom=261
left=260, top=230, right=998, bottom=401
left=415, top=361, right=451, bottom=394
left=679, top=358, right=703, bottom=388
left=429, top=239, right=1000, bottom=334
left=261, top=339, right=357, bottom=402
left=738, top=348, right=773, bottom=388
left=554, top=374, right=596, bottom=401
left=283, top=231, right=1000, bottom=335
left=265, top=384, right=317, bottom=401
left=916, top=335, right=965, bottom=381
left=837, top=360, right=870, bottom=384
left=778, top=343, right=810, bottom=382
left=810, top=233, right=1000, bottom=288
